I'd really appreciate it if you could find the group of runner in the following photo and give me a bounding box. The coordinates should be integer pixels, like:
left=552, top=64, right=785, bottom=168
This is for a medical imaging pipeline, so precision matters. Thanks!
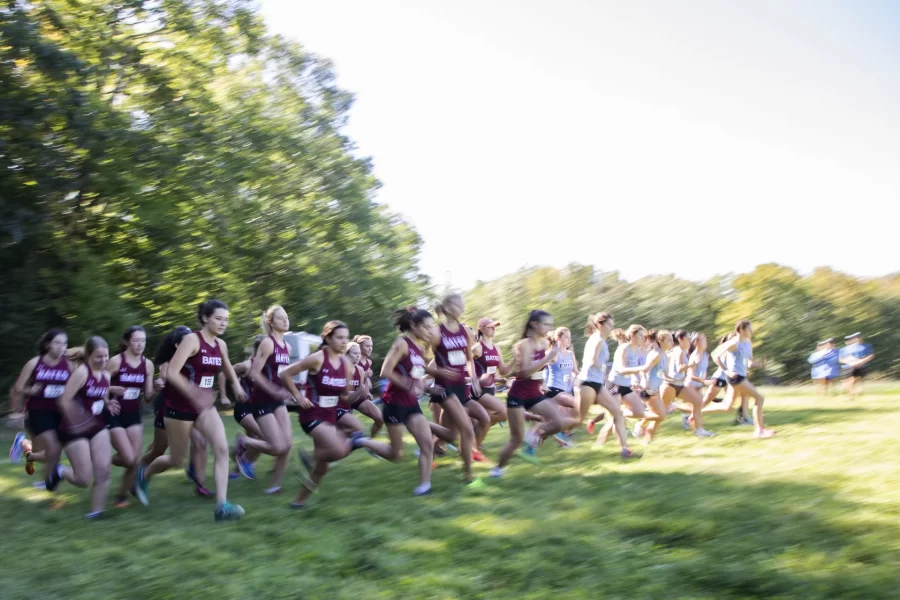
left=8, top=294, right=820, bottom=520
left=808, top=333, right=875, bottom=396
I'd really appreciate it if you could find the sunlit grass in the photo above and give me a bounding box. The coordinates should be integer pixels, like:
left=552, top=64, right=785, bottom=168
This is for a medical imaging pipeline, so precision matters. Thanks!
left=2, top=385, right=900, bottom=599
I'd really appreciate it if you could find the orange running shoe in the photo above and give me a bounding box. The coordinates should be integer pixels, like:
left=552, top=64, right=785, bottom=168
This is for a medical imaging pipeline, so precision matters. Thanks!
left=472, top=450, right=486, bottom=462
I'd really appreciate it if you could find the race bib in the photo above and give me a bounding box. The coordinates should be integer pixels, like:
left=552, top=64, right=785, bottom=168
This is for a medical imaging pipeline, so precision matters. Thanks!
left=410, top=366, right=425, bottom=380
left=124, top=387, right=141, bottom=400
left=448, top=350, right=467, bottom=367
left=91, top=401, right=105, bottom=415
left=44, top=385, right=65, bottom=399
left=563, top=374, right=571, bottom=383
left=530, top=371, right=544, bottom=380
left=486, top=366, right=497, bottom=375
left=318, top=395, right=338, bottom=408
left=199, top=375, right=214, bottom=389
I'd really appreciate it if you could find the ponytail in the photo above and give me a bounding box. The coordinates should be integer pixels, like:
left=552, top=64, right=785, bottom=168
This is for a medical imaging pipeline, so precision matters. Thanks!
left=198, top=299, right=228, bottom=326
left=154, top=326, right=192, bottom=365
left=522, top=310, right=551, bottom=339
left=67, top=336, right=109, bottom=367
left=611, top=328, right=628, bottom=344
left=585, top=312, right=613, bottom=336
left=393, top=306, right=432, bottom=333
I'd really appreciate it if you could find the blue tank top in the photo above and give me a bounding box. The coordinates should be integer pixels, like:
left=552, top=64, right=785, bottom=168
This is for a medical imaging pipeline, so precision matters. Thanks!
left=690, top=351, right=709, bottom=388
left=578, top=333, right=609, bottom=384
left=645, top=349, right=667, bottom=392
left=668, top=348, right=688, bottom=383
left=611, top=344, right=642, bottom=387
left=727, top=340, right=752, bottom=376
left=546, top=349, right=575, bottom=392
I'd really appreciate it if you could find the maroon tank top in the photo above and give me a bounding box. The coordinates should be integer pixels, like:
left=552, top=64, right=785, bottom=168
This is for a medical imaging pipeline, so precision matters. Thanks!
left=66, top=369, right=109, bottom=432
left=339, top=365, right=362, bottom=411
left=384, top=337, right=426, bottom=407
left=26, top=355, right=70, bottom=411
left=112, top=355, right=147, bottom=410
left=252, top=335, right=291, bottom=404
left=359, top=357, right=372, bottom=375
left=434, top=323, right=469, bottom=385
left=509, top=344, right=546, bottom=400
left=475, top=341, right=501, bottom=386
left=301, top=352, right=347, bottom=424
left=166, top=331, right=222, bottom=415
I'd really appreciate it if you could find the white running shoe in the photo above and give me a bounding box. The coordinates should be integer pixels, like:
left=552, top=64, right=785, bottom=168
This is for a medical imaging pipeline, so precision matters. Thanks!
left=489, top=466, right=504, bottom=478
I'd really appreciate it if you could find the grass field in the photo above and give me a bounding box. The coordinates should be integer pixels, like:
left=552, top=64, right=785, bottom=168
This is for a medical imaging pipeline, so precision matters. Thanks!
left=2, top=384, right=900, bottom=600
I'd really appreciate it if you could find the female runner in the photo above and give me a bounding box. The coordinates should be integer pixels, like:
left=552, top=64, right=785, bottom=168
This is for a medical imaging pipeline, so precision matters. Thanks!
left=662, top=330, right=713, bottom=438
left=234, top=305, right=294, bottom=494
left=136, top=300, right=247, bottom=521
left=104, top=326, right=156, bottom=506
left=280, top=321, right=392, bottom=508
left=9, top=329, right=71, bottom=484
left=350, top=335, right=385, bottom=437
left=491, top=310, right=578, bottom=477
left=711, top=320, right=775, bottom=438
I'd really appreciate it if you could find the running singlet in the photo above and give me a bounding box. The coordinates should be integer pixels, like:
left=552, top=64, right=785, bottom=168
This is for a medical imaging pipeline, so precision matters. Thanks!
left=359, top=357, right=372, bottom=376
left=434, top=324, right=469, bottom=386
left=611, top=345, right=643, bottom=387
left=578, top=333, right=609, bottom=384
left=112, top=356, right=147, bottom=410
left=166, top=331, right=223, bottom=415
left=546, top=349, right=575, bottom=391
left=726, top=340, right=752, bottom=377
left=667, top=348, right=687, bottom=384
left=65, top=370, right=109, bottom=432
left=339, top=365, right=362, bottom=411
left=384, top=337, right=426, bottom=407
left=26, top=356, right=70, bottom=411
left=474, top=341, right=501, bottom=386
left=305, top=354, right=347, bottom=423
left=644, top=350, right=668, bottom=393
left=509, top=344, right=546, bottom=400
left=252, top=335, right=291, bottom=404
left=690, top=351, right=709, bottom=388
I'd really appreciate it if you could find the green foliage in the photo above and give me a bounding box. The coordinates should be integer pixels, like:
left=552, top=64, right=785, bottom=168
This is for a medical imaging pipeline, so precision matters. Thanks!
left=465, top=264, right=898, bottom=382
left=0, top=0, right=429, bottom=391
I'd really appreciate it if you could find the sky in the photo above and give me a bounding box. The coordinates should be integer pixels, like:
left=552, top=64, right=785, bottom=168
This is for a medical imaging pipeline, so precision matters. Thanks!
left=259, top=0, right=900, bottom=290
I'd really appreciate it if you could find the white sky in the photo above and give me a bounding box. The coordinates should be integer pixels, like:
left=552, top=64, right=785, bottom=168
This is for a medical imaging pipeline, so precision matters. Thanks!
left=260, top=0, right=900, bottom=290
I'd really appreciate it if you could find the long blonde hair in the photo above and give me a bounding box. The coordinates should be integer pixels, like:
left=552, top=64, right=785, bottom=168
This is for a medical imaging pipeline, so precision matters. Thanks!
left=261, top=304, right=285, bottom=336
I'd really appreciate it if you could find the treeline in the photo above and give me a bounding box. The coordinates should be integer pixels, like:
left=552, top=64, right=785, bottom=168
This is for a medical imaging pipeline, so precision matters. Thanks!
left=463, top=264, right=900, bottom=382
left=0, top=1, right=429, bottom=396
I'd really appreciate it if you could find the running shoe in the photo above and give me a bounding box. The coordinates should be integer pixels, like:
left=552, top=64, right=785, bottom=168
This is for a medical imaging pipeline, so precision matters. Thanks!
left=554, top=432, right=574, bottom=448
left=134, top=463, right=149, bottom=505
left=413, top=482, right=432, bottom=496
left=45, top=464, right=64, bottom=492
left=9, top=432, right=26, bottom=463
left=466, top=478, right=486, bottom=491
left=694, top=428, right=715, bottom=438
left=472, top=449, right=486, bottom=462
left=446, top=443, right=459, bottom=454
left=621, top=448, right=639, bottom=460
left=85, top=511, right=104, bottom=520
left=33, top=481, right=46, bottom=490
left=114, top=495, right=129, bottom=508
left=586, top=421, right=596, bottom=435
left=195, top=484, right=212, bottom=498
left=681, top=413, right=691, bottom=431
left=349, top=431, right=369, bottom=451
left=234, top=449, right=256, bottom=480
left=214, top=501, right=245, bottom=521
left=754, top=428, right=776, bottom=439
left=517, top=444, right=540, bottom=465
left=489, top=466, right=504, bottom=478
left=741, top=416, right=754, bottom=426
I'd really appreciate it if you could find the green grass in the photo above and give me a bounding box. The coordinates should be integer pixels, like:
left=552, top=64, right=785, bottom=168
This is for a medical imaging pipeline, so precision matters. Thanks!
left=3, top=384, right=900, bottom=599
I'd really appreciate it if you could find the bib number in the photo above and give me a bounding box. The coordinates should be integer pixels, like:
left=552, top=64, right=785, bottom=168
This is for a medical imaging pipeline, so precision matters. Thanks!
left=319, top=395, right=338, bottom=408
left=44, top=385, right=65, bottom=399
left=530, top=370, right=544, bottom=381
left=410, top=366, right=425, bottom=380
left=199, top=375, right=214, bottom=389
left=91, top=401, right=105, bottom=415
left=486, top=366, right=497, bottom=375
left=563, top=374, right=571, bottom=383
left=123, top=387, right=141, bottom=400
left=448, top=350, right=467, bottom=367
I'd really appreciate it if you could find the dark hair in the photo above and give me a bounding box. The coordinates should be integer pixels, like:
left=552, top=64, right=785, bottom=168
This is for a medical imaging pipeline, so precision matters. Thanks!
left=688, top=331, right=705, bottom=355
left=198, top=299, right=228, bottom=326
left=252, top=334, right=267, bottom=355
left=585, top=312, right=613, bottom=336
left=719, top=333, right=732, bottom=345
left=673, top=329, right=689, bottom=345
left=120, top=325, right=146, bottom=354
left=154, top=325, right=193, bottom=365
left=67, top=335, right=109, bottom=365
left=733, top=320, right=752, bottom=336
left=37, top=328, right=67, bottom=356
left=522, top=310, right=551, bottom=339
left=393, top=306, right=433, bottom=333
left=319, top=320, right=349, bottom=350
